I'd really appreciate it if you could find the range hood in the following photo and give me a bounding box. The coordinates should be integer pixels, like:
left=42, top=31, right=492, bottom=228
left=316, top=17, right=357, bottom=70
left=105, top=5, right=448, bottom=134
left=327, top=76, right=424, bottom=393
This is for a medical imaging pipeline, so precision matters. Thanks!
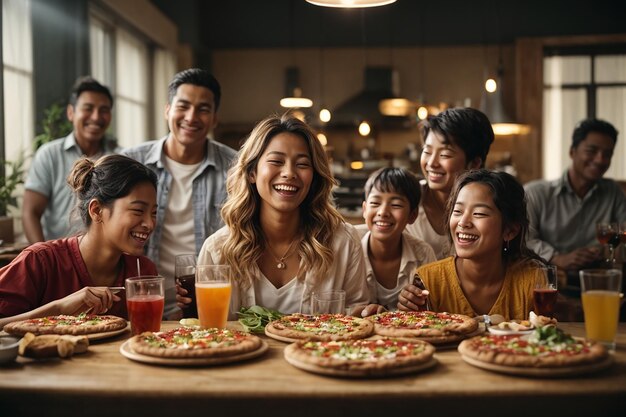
left=329, top=66, right=414, bottom=129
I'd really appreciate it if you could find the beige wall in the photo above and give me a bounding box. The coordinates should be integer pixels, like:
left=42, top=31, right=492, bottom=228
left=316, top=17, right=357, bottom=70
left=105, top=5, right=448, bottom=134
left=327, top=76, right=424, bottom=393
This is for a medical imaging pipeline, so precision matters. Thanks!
left=212, top=45, right=516, bottom=172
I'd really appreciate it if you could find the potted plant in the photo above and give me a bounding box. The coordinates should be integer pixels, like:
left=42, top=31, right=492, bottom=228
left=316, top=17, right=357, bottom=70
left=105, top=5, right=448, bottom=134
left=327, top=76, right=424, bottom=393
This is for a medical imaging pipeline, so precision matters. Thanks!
left=0, top=153, right=27, bottom=243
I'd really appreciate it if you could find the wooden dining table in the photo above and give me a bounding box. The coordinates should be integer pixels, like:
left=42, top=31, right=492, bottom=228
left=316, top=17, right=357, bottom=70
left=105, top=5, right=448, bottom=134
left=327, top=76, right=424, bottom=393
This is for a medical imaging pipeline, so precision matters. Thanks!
left=1, top=322, right=624, bottom=417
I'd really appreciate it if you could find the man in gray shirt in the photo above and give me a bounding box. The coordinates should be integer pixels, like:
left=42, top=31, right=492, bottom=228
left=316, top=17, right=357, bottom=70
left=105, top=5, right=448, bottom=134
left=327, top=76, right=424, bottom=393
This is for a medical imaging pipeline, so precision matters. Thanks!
left=525, top=118, right=626, bottom=273
left=22, top=77, right=118, bottom=242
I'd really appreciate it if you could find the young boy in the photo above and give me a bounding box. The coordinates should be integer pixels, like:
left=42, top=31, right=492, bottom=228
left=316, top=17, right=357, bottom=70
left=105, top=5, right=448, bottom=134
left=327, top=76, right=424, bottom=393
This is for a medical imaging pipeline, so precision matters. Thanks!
left=356, top=168, right=436, bottom=311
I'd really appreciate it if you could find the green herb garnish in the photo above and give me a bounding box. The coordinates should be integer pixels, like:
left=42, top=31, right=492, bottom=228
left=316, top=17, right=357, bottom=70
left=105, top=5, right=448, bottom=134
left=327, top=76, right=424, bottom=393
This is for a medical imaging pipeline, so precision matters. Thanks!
left=237, top=305, right=284, bottom=333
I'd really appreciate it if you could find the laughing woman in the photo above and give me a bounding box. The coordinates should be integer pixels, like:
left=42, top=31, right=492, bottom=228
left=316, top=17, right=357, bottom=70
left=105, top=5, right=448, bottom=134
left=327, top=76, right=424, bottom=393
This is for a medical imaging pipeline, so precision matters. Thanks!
left=405, top=108, right=494, bottom=259
left=180, top=113, right=370, bottom=318
left=398, top=170, right=545, bottom=320
left=0, top=155, right=158, bottom=327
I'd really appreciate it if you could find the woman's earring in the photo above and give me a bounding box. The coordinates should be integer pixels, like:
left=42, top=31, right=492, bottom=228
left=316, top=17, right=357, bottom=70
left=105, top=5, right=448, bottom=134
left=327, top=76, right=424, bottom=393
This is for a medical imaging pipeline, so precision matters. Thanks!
left=503, top=240, right=510, bottom=254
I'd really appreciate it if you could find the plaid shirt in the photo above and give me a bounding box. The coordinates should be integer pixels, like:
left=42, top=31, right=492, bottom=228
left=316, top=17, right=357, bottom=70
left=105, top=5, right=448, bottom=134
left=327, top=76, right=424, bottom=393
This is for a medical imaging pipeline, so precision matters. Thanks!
left=121, top=136, right=237, bottom=263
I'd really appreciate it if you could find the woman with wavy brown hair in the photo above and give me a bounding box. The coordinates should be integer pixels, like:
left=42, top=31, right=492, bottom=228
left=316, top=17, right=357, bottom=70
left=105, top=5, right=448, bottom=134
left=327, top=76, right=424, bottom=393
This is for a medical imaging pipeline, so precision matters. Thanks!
left=185, top=113, right=369, bottom=318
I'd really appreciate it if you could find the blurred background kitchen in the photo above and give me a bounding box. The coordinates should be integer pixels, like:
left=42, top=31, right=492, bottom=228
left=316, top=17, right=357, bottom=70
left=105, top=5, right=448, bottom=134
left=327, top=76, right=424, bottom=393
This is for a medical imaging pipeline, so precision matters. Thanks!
left=1, top=0, right=625, bottom=235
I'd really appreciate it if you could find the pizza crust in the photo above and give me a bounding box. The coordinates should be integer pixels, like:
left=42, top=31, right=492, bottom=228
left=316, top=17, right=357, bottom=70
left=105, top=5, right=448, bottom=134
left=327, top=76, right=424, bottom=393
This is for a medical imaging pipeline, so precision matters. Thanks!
left=265, top=313, right=374, bottom=342
left=128, top=328, right=263, bottom=359
left=458, top=335, right=609, bottom=368
left=284, top=338, right=435, bottom=373
left=369, top=311, right=478, bottom=341
left=3, top=315, right=128, bottom=336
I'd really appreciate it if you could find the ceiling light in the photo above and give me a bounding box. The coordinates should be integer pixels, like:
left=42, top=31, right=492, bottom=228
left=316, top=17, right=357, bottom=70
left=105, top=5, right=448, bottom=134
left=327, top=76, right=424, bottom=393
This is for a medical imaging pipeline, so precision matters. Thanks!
left=417, top=106, right=429, bottom=120
left=306, top=0, right=397, bottom=8
left=280, top=67, right=313, bottom=108
left=379, top=98, right=416, bottom=117
left=485, top=78, right=497, bottom=93
left=317, top=132, right=328, bottom=146
left=319, top=108, right=332, bottom=123
left=480, top=66, right=529, bottom=136
left=350, top=160, right=364, bottom=170
left=358, top=121, right=371, bottom=136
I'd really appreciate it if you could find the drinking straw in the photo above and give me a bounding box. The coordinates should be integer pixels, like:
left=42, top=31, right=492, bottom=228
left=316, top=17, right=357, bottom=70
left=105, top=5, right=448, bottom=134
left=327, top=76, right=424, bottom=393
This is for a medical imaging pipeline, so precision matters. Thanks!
left=137, top=258, right=141, bottom=276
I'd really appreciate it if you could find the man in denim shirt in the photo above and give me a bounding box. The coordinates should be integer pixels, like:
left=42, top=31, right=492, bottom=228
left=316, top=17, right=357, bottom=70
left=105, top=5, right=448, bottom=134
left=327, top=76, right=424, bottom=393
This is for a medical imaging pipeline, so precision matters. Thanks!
left=122, top=69, right=237, bottom=318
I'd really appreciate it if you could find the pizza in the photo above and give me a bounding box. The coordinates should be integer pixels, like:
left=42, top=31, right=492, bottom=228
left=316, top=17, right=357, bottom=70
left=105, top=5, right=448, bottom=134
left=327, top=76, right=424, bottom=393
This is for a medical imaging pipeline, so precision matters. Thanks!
left=367, top=311, right=478, bottom=343
left=458, top=325, right=608, bottom=368
left=265, top=313, right=374, bottom=342
left=284, top=337, right=435, bottom=375
left=3, top=313, right=127, bottom=336
left=128, top=327, right=263, bottom=358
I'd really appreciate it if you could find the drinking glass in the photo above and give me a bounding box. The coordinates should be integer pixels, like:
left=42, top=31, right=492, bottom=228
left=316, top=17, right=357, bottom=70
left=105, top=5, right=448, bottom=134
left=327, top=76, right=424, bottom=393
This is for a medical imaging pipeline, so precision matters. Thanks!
left=596, top=222, right=619, bottom=266
left=126, top=276, right=165, bottom=335
left=579, top=269, right=622, bottom=351
left=310, top=290, right=346, bottom=315
left=533, top=265, right=558, bottom=317
left=195, top=265, right=232, bottom=329
left=175, top=254, right=198, bottom=318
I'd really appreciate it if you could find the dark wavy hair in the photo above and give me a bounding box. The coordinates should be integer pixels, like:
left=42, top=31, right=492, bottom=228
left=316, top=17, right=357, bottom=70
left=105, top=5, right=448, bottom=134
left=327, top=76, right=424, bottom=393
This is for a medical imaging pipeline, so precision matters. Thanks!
left=69, top=76, right=113, bottom=108
left=421, top=107, right=494, bottom=168
left=168, top=68, right=221, bottom=110
left=571, top=118, right=618, bottom=149
left=445, top=169, right=543, bottom=263
left=363, top=167, right=422, bottom=212
left=67, top=154, right=157, bottom=227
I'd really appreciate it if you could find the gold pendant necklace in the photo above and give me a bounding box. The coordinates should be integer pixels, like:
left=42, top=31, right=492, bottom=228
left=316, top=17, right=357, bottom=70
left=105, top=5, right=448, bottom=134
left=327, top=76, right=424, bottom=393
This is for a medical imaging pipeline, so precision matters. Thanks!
left=267, top=237, right=298, bottom=269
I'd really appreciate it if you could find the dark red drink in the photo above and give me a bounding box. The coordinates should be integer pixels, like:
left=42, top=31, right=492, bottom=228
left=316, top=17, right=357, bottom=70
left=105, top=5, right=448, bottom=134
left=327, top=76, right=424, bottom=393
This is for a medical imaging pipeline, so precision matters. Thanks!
left=178, top=274, right=197, bottom=318
left=533, top=288, right=558, bottom=317
left=127, top=295, right=164, bottom=335
left=620, top=231, right=626, bottom=244
left=608, top=233, right=621, bottom=247
left=597, top=230, right=616, bottom=246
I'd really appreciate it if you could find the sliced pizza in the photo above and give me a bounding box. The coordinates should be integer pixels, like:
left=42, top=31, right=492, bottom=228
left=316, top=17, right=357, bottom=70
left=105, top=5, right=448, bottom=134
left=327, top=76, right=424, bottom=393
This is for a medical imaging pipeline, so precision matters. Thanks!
left=3, top=313, right=127, bottom=336
left=265, top=313, right=374, bottom=342
left=458, top=325, right=608, bottom=368
left=284, top=337, right=436, bottom=375
left=128, top=327, right=263, bottom=359
left=367, top=311, right=478, bottom=343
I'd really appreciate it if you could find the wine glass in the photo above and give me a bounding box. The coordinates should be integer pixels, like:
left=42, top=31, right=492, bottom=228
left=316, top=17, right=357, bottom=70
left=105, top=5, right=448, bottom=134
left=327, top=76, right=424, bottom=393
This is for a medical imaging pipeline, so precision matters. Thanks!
left=596, top=223, right=619, bottom=266
left=175, top=254, right=198, bottom=319
left=533, top=265, right=558, bottom=317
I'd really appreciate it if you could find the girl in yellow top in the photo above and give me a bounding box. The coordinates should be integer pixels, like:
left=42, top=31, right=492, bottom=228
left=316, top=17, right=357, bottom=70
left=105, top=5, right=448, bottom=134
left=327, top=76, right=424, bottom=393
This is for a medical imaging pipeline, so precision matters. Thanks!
left=398, top=169, right=545, bottom=320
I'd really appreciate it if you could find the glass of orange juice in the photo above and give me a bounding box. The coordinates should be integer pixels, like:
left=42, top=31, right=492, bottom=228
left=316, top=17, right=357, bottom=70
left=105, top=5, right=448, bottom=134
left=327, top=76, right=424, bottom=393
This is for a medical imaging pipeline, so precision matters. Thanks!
left=195, top=265, right=231, bottom=329
left=579, top=269, right=622, bottom=351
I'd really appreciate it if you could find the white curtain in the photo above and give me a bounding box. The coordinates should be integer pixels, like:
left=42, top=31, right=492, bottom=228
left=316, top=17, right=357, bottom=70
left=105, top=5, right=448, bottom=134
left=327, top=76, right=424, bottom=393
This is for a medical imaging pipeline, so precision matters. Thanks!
left=114, top=27, right=149, bottom=148
left=2, top=0, right=33, bottom=163
left=543, top=55, right=626, bottom=181
left=89, top=17, right=113, bottom=88
left=153, top=49, right=177, bottom=138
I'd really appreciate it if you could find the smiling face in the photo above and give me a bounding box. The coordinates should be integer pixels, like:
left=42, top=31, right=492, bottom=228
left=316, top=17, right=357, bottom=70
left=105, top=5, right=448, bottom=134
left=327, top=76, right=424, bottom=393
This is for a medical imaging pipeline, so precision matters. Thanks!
left=250, top=132, right=314, bottom=216
left=165, top=83, right=218, bottom=148
left=569, top=131, right=615, bottom=185
left=67, top=91, right=112, bottom=145
left=362, top=187, right=417, bottom=243
left=420, top=131, right=478, bottom=193
left=97, top=182, right=158, bottom=256
left=449, top=182, right=516, bottom=261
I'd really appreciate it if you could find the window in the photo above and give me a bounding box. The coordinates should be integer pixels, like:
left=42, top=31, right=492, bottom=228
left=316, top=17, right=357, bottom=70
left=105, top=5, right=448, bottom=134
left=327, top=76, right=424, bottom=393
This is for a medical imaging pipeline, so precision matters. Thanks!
left=89, top=8, right=176, bottom=148
left=543, top=47, right=626, bottom=180
left=2, top=0, right=33, bottom=162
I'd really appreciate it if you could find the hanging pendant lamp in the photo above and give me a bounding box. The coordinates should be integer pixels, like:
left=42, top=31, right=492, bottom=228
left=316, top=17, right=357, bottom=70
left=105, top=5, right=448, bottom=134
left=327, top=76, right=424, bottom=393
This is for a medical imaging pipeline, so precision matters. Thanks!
left=480, top=65, right=530, bottom=136
left=306, top=0, right=396, bottom=8
left=280, top=67, right=313, bottom=108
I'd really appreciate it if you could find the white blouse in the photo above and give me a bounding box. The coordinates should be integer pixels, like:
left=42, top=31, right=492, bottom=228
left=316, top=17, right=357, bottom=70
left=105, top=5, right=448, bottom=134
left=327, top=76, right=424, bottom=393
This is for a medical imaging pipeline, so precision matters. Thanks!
left=198, top=223, right=370, bottom=319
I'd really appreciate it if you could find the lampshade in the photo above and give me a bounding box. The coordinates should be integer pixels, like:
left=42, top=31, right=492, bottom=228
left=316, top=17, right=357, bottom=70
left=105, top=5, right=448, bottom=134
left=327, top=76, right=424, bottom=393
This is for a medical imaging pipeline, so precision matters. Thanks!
left=379, top=98, right=416, bottom=117
left=480, top=71, right=529, bottom=136
left=280, top=67, right=313, bottom=108
left=306, top=0, right=396, bottom=8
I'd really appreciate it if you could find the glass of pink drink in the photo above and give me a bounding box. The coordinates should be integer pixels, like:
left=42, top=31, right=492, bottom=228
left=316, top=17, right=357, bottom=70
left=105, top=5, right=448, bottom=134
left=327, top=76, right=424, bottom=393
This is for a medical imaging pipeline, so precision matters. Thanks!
left=125, top=276, right=165, bottom=335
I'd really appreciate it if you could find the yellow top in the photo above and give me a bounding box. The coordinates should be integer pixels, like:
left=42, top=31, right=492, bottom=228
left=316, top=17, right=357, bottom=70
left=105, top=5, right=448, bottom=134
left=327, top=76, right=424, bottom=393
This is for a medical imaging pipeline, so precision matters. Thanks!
left=416, top=257, right=542, bottom=320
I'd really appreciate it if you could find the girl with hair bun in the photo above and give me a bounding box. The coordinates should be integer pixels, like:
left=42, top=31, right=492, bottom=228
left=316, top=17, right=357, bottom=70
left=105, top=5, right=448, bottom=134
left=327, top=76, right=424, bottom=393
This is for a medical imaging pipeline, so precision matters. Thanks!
left=0, top=155, right=158, bottom=326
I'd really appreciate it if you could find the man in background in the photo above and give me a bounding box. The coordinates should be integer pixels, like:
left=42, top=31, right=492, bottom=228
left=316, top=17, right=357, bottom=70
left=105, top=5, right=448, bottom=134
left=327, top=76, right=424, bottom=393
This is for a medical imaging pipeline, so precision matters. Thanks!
left=525, top=118, right=626, bottom=273
left=22, top=76, right=118, bottom=243
left=122, top=68, right=237, bottom=319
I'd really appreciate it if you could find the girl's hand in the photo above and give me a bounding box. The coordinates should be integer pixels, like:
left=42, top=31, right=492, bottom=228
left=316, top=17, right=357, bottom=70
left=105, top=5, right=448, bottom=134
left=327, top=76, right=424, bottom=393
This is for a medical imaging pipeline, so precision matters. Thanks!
left=55, top=287, right=120, bottom=315
left=175, top=281, right=192, bottom=308
left=349, top=304, right=386, bottom=317
left=397, top=285, right=429, bottom=311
